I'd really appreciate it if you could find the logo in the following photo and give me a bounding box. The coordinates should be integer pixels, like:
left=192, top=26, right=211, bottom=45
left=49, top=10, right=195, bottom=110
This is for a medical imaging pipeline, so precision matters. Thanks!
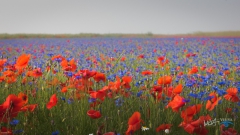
left=204, top=118, right=233, bottom=127
left=219, top=118, right=234, bottom=127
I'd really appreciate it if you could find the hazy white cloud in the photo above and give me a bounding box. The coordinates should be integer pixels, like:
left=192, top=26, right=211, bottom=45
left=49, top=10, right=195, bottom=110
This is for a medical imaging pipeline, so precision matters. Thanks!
left=0, top=0, right=240, bottom=34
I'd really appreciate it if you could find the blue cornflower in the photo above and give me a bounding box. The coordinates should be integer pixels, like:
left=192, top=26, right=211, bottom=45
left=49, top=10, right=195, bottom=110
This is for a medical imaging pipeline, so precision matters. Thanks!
left=137, top=90, right=143, bottom=97
left=13, top=129, right=23, bottom=134
left=61, top=97, right=66, bottom=101
left=66, top=72, right=73, bottom=77
left=52, top=131, right=59, bottom=135
left=115, top=98, right=124, bottom=107
left=218, top=81, right=226, bottom=85
left=88, top=98, right=96, bottom=103
left=232, top=108, right=239, bottom=113
left=67, top=98, right=74, bottom=104
left=212, top=86, right=219, bottom=91
left=55, top=58, right=62, bottom=63
left=183, top=99, right=190, bottom=103
left=189, top=93, right=198, bottom=98
left=10, top=119, right=19, bottom=126
left=47, top=53, right=54, bottom=57
left=216, top=89, right=226, bottom=96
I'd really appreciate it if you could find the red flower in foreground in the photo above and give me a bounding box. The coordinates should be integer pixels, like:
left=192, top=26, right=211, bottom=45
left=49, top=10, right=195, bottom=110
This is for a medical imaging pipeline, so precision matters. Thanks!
left=206, top=92, right=221, bottom=111
left=126, top=111, right=142, bottom=135
left=179, top=115, right=211, bottom=135
left=60, top=58, right=77, bottom=72
left=87, top=110, right=101, bottom=119
left=181, top=104, right=202, bottom=122
left=21, top=104, right=38, bottom=112
left=166, top=95, right=186, bottom=112
left=220, top=125, right=238, bottom=135
left=158, top=76, right=172, bottom=85
left=0, top=127, right=13, bottom=135
left=31, top=68, right=43, bottom=78
left=1, top=94, right=24, bottom=122
left=156, top=124, right=172, bottom=132
left=0, top=58, right=7, bottom=71
left=173, top=84, right=183, bottom=95
left=224, top=87, right=239, bottom=102
left=78, top=69, right=97, bottom=80
left=121, top=76, right=132, bottom=89
left=46, top=94, right=58, bottom=109
left=15, top=54, right=31, bottom=69
left=18, top=92, right=28, bottom=105
left=94, top=72, right=106, bottom=82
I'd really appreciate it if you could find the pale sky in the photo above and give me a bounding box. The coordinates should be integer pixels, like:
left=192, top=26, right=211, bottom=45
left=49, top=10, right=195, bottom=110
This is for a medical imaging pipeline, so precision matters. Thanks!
left=1, top=0, right=240, bottom=34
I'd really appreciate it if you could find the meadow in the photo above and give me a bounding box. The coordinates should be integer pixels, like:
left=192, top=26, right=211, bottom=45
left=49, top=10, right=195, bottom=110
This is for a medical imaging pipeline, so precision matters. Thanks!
left=0, top=37, right=239, bottom=135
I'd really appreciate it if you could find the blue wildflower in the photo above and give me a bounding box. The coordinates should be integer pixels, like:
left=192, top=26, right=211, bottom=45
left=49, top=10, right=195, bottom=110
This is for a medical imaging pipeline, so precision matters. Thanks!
left=10, top=119, right=19, bottom=126
left=13, top=129, right=23, bottom=134
left=88, top=98, right=96, bottom=103
left=61, top=97, right=66, bottom=101
left=115, top=98, right=124, bottom=107
left=189, top=93, right=198, bottom=98
left=52, top=131, right=59, bottom=135
left=216, top=89, right=226, bottom=96
left=137, top=90, right=143, bottom=97
left=67, top=98, right=74, bottom=104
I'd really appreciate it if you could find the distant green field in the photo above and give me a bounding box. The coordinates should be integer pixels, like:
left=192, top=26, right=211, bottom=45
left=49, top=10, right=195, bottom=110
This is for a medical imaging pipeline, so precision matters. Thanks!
left=1, top=31, right=240, bottom=39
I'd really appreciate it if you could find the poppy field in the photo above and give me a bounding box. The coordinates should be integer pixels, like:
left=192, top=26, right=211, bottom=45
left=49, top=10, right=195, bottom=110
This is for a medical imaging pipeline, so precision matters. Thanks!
left=0, top=37, right=240, bottom=135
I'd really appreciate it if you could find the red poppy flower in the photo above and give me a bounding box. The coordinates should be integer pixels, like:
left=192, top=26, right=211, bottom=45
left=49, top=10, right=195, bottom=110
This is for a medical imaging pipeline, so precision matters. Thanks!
left=46, top=94, right=58, bottom=109
left=141, top=70, right=153, bottom=76
left=156, top=124, right=172, bottom=132
left=0, top=127, right=13, bottom=135
left=121, top=76, right=132, bottom=89
left=200, top=64, right=206, bottom=71
left=60, top=58, right=77, bottom=72
left=90, top=90, right=106, bottom=101
left=224, top=87, right=239, bottom=102
left=166, top=95, right=185, bottom=112
left=18, top=92, right=28, bottom=105
left=157, top=56, right=169, bottom=67
left=158, top=76, right=172, bottom=85
left=179, top=115, right=211, bottom=135
left=225, top=108, right=232, bottom=113
left=1, top=94, right=24, bottom=122
left=220, top=125, right=238, bottom=135
left=103, top=132, right=116, bottom=135
left=0, top=105, right=6, bottom=121
left=87, top=110, right=101, bottom=119
left=94, top=72, right=106, bottom=82
left=21, top=104, right=38, bottom=112
left=108, top=76, right=121, bottom=92
left=137, top=54, right=144, bottom=59
left=121, top=56, right=126, bottom=61
left=206, top=92, right=221, bottom=111
left=3, top=70, right=15, bottom=77
left=78, top=69, right=97, bottom=80
left=173, top=84, right=183, bottom=95
left=188, top=66, right=198, bottom=74
left=0, top=58, right=7, bottom=71
left=61, top=86, right=68, bottom=93
left=31, top=68, right=43, bottom=78
left=126, top=111, right=142, bottom=135
left=181, top=104, right=202, bottom=122
left=15, top=54, right=31, bottom=69
left=51, top=55, right=65, bottom=62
